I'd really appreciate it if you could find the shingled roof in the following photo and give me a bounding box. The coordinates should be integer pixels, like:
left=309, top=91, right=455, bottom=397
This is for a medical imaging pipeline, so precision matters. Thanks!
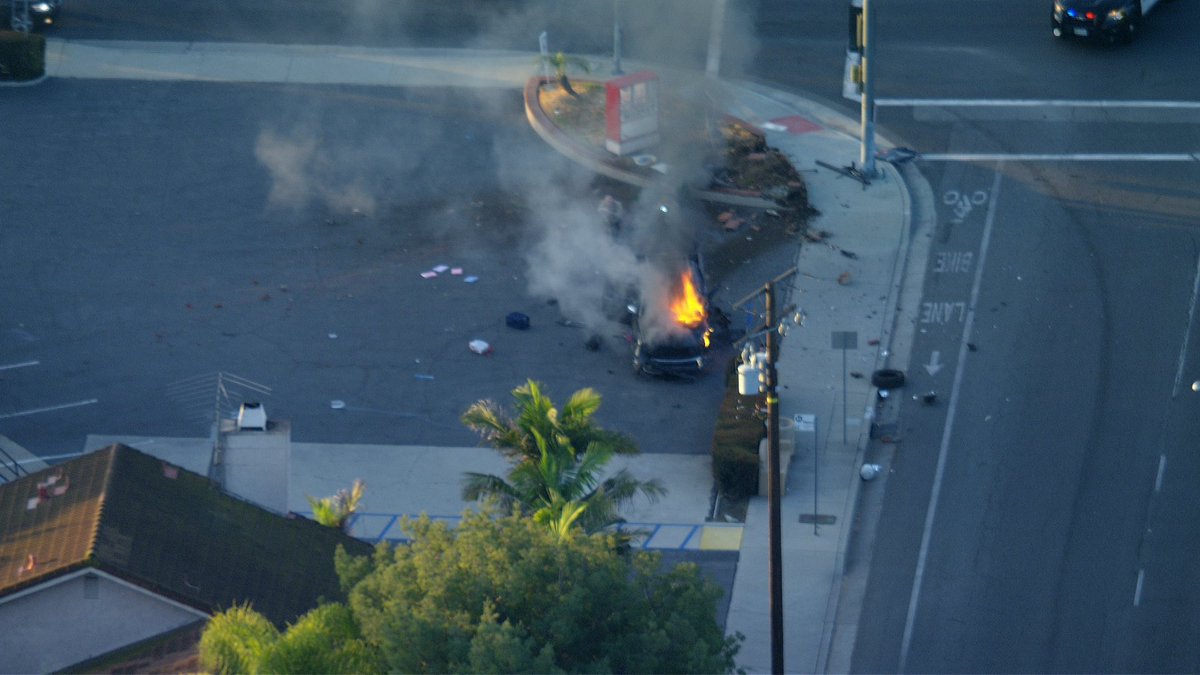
left=0, top=444, right=372, bottom=626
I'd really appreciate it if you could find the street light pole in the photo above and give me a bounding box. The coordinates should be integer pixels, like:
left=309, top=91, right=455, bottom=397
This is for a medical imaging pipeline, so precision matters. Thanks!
left=764, top=280, right=784, bottom=675
left=611, top=0, right=623, bottom=75
left=705, top=0, right=727, bottom=79
left=858, top=0, right=877, bottom=178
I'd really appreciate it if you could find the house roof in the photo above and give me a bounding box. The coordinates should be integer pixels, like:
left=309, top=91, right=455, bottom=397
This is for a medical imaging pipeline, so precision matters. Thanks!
left=0, top=444, right=372, bottom=626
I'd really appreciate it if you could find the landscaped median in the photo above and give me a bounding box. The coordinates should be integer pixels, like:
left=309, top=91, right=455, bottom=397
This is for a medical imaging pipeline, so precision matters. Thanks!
left=0, top=30, right=46, bottom=83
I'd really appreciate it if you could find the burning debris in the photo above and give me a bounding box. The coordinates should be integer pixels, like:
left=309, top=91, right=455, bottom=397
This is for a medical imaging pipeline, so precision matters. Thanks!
left=631, top=257, right=725, bottom=379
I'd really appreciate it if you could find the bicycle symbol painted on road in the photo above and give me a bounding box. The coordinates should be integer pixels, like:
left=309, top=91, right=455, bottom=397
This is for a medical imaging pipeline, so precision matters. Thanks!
left=942, top=189, right=989, bottom=221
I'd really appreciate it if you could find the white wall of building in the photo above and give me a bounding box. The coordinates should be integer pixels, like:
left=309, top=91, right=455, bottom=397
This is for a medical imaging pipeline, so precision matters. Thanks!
left=0, top=570, right=206, bottom=674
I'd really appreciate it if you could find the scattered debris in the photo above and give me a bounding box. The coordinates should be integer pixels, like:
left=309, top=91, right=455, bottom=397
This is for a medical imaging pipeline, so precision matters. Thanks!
left=468, top=339, right=492, bottom=355
left=837, top=272, right=852, bottom=285
left=879, top=147, right=919, bottom=164
left=840, top=249, right=859, bottom=260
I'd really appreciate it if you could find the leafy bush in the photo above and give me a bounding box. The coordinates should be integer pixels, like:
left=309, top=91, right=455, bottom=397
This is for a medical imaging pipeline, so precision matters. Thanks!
left=0, top=30, right=46, bottom=81
left=711, top=359, right=764, bottom=498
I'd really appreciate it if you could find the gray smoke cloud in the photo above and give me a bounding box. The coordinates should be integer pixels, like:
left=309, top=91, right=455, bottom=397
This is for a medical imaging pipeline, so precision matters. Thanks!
left=253, top=0, right=760, bottom=340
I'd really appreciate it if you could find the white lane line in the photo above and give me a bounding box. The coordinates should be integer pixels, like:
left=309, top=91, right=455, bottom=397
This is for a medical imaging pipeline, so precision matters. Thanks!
left=1155, top=454, right=1167, bottom=493
left=0, top=399, right=99, bottom=419
left=898, top=168, right=1004, bottom=673
left=1172, top=252, right=1200, bottom=398
left=878, top=98, right=1200, bottom=108
left=1134, top=569, right=1146, bottom=607
left=0, top=360, right=40, bottom=371
left=919, top=153, right=1196, bottom=162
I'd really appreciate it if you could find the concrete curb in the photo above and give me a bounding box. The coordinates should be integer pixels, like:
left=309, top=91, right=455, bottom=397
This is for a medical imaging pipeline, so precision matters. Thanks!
left=0, top=73, right=48, bottom=87
left=522, top=75, right=655, bottom=188
left=818, top=158, right=917, bottom=673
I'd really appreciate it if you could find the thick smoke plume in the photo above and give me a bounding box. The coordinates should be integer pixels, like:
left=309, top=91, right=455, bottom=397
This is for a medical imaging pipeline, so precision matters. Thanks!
left=253, top=0, right=760, bottom=341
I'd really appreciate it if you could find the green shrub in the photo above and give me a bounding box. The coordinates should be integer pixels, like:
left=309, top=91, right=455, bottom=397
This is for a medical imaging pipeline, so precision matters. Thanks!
left=710, top=358, right=764, bottom=498
left=0, top=30, right=46, bottom=81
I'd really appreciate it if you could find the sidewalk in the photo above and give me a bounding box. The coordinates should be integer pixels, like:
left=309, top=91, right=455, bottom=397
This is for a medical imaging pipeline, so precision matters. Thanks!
left=26, top=39, right=932, bottom=674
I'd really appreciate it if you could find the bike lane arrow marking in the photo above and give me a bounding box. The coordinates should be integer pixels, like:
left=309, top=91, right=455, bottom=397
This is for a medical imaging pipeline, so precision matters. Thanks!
left=924, top=350, right=943, bottom=376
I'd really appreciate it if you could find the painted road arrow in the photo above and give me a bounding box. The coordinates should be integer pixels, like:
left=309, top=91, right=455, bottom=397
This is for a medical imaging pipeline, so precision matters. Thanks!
left=924, top=350, right=943, bottom=376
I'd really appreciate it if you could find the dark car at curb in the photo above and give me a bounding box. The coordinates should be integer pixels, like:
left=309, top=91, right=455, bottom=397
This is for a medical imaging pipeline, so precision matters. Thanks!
left=1052, top=0, right=1163, bottom=43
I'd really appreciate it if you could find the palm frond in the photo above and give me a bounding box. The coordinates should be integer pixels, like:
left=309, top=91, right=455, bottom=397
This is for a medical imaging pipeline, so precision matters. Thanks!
left=461, top=472, right=522, bottom=508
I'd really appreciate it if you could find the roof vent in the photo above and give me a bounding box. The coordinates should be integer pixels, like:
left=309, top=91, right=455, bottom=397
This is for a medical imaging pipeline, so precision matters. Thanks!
left=237, top=402, right=268, bottom=431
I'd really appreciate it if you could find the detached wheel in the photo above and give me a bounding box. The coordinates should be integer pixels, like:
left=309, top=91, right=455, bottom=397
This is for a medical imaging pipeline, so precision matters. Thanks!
left=871, top=368, right=906, bottom=389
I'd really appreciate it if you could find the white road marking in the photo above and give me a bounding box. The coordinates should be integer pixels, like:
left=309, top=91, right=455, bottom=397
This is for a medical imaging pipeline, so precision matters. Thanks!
left=1155, top=454, right=1167, bottom=493
left=0, top=360, right=40, bottom=371
left=899, top=169, right=1004, bottom=672
left=878, top=98, right=1200, bottom=108
left=919, top=153, right=1197, bottom=162
left=1172, top=252, right=1200, bottom=398
left=0, top=399, right=99, bottom=419
left=1134, top=568, right=1146, bottom=607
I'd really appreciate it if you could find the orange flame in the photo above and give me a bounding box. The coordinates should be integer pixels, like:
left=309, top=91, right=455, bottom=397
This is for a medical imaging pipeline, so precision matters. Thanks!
left=671, top=271, right=707, bottom=328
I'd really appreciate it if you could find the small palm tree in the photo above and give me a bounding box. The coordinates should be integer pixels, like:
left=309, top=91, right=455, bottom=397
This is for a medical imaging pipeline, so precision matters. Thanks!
left=307, top=479, right=365, bottom=532
left=538, top=51, right=591, bottom=98
left=462, top=380, right=663, bottom=535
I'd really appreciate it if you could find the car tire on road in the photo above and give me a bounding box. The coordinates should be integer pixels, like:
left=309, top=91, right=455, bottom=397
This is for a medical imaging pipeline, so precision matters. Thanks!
left=871, top=368, right=906, bottom=390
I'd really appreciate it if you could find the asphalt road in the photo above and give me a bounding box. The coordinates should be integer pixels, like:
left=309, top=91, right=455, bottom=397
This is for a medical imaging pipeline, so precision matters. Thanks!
left=0, top=79, right=740, bottom=457
left=769, top=0, right=1200, bottom=670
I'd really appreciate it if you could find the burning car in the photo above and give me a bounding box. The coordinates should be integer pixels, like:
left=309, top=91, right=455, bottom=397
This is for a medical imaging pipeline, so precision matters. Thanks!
left=631, top=258, right=717, bottom=378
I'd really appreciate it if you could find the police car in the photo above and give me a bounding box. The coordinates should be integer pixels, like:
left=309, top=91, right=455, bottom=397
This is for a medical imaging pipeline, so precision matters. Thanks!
left=1052, top=0, right=1162, bottom=43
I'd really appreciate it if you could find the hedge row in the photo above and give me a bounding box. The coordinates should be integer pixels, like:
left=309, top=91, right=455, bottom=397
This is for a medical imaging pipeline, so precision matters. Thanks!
left=0, top=30, right=46, bottom=81
left=711, top=359, right=765, bottom=498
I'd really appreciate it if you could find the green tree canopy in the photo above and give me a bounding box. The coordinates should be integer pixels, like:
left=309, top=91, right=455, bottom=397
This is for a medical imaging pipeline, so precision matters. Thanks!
left=199, top=603, right=381, bottom=674
left=200, top=511, right=740, bottom=674
left=461, top=380, right=664, bottom=535
left=342, top=508, right=740, bottom=674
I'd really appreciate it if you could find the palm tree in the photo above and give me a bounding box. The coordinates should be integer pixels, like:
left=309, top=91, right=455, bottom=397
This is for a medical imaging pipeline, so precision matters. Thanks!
left=538, top=51, right=591, bottom=98
left=306, top=479, right=366, bottom=532
left=461, top=380, right=663, bottom=535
